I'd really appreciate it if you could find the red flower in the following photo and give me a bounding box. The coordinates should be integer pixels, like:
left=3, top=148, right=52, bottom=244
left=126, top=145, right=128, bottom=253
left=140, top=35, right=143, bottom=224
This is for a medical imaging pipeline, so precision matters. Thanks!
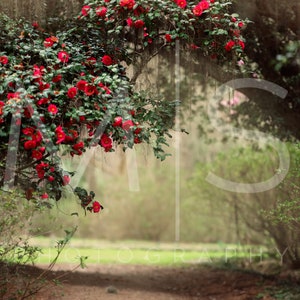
left=32, top=149, right=43, bottom=160
left=122, top=119, right=134, bottom=131
left=113, top=116, right=123, bottom=127
left=48, top=104, right=58, bottom=115
left=33, top=64, right=45, bottom=79
left=225, top=40, right=235, bottom=52
left=0, top=101, right=5, bottom=115
left=119, top=0, right=135, bottom=9
left=47, top=175, right=55, bottom=182
left=44, top=36, right=58, bottom=47
left=100, top=133, right=113, bottom=151
left=7, top=92, right=20, bottom=100
left=238, top=22, right=244, bottom=28
left=193, top=4, right=203, bottom=16
left=52, top=74, right=62, bottom=83
left=175, top=0, right=187, bottom=9
left=73, top=141, right=84, bottom=151
left=134, top=20, right=145, bottom=28
left=67, top=87, right=77, bottom=98
left=37, top=97, right=49, bottom=105
left=92, top=201, right=103, bottom=213
left=84, top=84, right=97, bottom=96
left=0, top=56, right=8, bottom=65
left=32, top=130, right=43, bottom=144
left=126, top=18, right=134, bottom=27
left=55, top=126, right=66, bottom=144
left=102, top=55, right=113, bottom=66
left=22, top=127, right=35, bottom=136
left=58, top=51, right=70, bottom=63
left=96, top=6, right=107, bottom=17
left=62, top=175, right=71, bottom=185
left=40, top=193, right=49, bottom=199
left=199, top=0, right=210, bottom=10
left=165, top=34, right=172, bottom=42
left=134, top=126, right=142, bottom=134
left=81, top=5, right=91, bottom=16
left=32, top=21, right=39, bottom=28
left=134, top=137, right=141, bottom=144
left=39, top=82, right=50, bottom=92
left=237, top=40, right=245, bottom=50
left=24, top=140, right=37, bottom=150
left=77, top=80, right=88, bottom=91
left=98, top=82, right=111, bottom=94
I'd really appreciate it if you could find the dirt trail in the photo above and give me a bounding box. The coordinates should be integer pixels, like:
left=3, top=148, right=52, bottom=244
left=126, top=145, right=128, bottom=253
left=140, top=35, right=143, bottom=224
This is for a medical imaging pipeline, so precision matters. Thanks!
left=30, top=264, right=279, bottom=300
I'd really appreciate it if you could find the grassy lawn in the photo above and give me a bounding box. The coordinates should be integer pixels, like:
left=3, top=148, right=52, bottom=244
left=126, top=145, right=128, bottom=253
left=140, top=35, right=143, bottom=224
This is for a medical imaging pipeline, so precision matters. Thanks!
left=30, top=237, right=264, bottom=266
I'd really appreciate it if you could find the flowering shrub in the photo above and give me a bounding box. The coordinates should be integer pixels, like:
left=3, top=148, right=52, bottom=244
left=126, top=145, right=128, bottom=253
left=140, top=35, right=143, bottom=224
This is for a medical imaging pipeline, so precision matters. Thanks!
left=0, top=0, right=248, bottom=212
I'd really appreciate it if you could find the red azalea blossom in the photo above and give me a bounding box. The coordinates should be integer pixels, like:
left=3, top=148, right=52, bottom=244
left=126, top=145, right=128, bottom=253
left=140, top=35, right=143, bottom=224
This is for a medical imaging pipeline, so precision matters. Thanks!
left=199, top=0, right=210, bottom=10
left=52, top=74, right=62, bottom=83
left=73, top=141, right=84, bottom=151
left=119, top=0, right=135, bottom=10
left=225, top=40, right=235, bottom=52
left=238, top=22, right=244, bottom=28
left=37, top=97, right=50, bottom=105
left=122, top=119, right=134, bottom=131
left=81, top=5, right=91, bottom=16
left=113, top=116, right=123, bottom=127
left=40, top=193, right=49, bottom=199
left=32, top=21, right=39, bottom=28
left=58, top=51, right=70, bottom=63
left=84, top=84, right=97, bottom=96
left=33, top=64, right=45, bottom=79
left=237, top=40, right=245, bottom=50
left=101, top=55, right=113, bottom=66
left=55, top=126, right=66, bottom=144
left=134, top=137, right=141, bottom=144
left=22, top=127, right=35, bottom=136
left=0, top=56, right=8, bottom=65
left=76, top=80, right=88, bottom=91
left=193, top=4, right=203, bottom=16
left=134, top=19, right=145, bottom=28
left=7, top=92, right=20, bottom=100
left=44, top=36, right=58, bottom=48
left=24, top=140, right=37, bottom=150
left=48, top=104, right=58, bottom=115
left=98, top=82, right=111, bottom=94
left=39, top=82, right=50, bottom=92
left=62, top=175, right=71, bottom=185
left=67, top=87, right=77, bottom=98
left=96, top=6, right=107, bottom=17
left=32, top=149, right=43, bottom=160
left=175, top=0, right=187, bottom=9
left=165, top=34, right=172, bottom=42
left=47, top=175, right=55, bottom=182
left=44, top=38, right=53, bottom=48
left=126, top=18, right=134, bottom=26
left=0, top=101, right=5, bottom=115
left=32, top=130, right=43, bottom=144
left=92, top=201, right=102, bottom=213
left=100, top=133, right=113, bottom=151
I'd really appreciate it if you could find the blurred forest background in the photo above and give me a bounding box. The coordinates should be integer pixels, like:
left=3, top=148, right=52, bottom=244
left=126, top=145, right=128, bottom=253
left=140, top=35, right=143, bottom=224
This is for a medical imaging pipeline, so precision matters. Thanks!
left=1, top=0, right=300, bottom=267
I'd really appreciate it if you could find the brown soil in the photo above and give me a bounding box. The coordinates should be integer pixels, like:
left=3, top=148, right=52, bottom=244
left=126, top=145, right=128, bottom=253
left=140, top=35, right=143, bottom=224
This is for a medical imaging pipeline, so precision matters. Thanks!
left=5, top=263, right=286, bottom=300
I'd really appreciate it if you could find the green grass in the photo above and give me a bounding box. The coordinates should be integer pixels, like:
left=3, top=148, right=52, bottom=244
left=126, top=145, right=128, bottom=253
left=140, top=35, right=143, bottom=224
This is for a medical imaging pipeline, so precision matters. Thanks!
left=30, top=237, right=261, bottom=266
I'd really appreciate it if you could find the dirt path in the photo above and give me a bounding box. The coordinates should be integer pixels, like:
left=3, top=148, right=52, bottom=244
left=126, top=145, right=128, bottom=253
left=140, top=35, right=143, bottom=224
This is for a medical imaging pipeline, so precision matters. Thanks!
left=29, top=264, right=280, bottom=300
